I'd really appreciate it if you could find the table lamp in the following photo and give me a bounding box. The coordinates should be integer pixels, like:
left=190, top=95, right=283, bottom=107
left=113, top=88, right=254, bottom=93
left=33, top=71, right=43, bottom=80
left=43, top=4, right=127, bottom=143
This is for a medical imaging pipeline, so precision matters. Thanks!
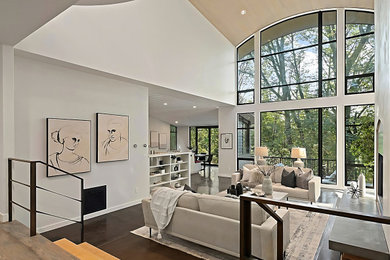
left=255, top=147, right=268, bottom=165
left=291, top=147, right=306, bottom=168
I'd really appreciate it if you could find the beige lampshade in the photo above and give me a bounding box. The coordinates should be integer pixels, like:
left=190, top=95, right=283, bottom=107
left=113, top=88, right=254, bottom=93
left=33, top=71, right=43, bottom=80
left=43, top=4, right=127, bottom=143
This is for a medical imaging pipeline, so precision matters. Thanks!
left=255, top=147, right=268, bottom=157
left=291, top=147, right=306, bottom=159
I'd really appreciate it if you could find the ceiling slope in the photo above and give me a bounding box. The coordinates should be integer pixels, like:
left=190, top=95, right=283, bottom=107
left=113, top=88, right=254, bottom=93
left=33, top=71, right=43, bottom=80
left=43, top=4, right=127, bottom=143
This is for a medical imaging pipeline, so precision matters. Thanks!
left=189, top=0, right=374, bottom=46
left=0, top=0, right=78, bottom=45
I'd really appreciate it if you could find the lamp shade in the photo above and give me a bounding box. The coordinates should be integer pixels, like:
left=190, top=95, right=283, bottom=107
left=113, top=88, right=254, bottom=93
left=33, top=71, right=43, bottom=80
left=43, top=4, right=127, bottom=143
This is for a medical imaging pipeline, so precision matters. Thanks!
left=255, top=147, right=268, bottom=157
left=291, top=147, right=306, bottom=159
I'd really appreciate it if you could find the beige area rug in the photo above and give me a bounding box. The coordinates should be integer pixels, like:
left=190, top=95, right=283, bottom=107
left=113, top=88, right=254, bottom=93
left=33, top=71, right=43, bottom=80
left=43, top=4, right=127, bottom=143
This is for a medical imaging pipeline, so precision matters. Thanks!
left=131, top=209, right=329, bottom=260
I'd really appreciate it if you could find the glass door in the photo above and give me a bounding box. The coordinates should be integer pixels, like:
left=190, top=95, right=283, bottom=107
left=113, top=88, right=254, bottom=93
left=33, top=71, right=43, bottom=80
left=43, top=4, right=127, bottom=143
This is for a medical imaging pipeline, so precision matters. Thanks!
left=195, top=126, right=219, bottom=166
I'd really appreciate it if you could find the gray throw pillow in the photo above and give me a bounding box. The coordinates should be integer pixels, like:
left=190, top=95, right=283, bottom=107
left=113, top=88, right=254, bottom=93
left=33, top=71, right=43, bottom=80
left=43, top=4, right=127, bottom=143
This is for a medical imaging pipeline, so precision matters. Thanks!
left=295, top=168, right=313, bottom=190
left=281, top=168, right=296, bottom=188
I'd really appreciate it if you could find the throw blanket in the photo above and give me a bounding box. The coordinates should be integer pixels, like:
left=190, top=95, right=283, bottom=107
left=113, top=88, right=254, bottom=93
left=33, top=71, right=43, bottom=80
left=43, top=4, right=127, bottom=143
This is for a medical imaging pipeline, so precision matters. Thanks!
left=151, top=187, right=187, bottom=239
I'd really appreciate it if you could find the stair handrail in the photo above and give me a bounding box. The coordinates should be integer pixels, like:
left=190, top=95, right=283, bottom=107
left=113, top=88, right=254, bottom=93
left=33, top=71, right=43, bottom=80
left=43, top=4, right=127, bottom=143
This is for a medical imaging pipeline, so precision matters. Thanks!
left=8, top=158, right=85, bottom=242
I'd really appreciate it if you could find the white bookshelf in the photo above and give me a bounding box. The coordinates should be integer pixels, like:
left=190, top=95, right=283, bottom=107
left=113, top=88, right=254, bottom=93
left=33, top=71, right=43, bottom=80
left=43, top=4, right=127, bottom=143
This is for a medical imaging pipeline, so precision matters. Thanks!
left=149, top=152, right=191, bottom=192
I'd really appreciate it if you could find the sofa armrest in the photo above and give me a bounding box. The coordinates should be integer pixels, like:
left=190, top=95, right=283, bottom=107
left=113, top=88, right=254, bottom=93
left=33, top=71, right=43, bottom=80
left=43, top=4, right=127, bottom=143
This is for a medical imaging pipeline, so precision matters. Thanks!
left=308, top=176, right=321, bottom=203
left=258, top=209, right=290, bottom=260
left=231, top=172, right=241, bottom=185
left=142, top=198, right=158, bottom=229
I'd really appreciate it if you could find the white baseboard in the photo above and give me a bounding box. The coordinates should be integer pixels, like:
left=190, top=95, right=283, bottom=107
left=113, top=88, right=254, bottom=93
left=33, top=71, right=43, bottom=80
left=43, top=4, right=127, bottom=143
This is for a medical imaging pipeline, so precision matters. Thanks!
left=0, top=212, right=8, bottom=222
left=37, top=199, right=142, bottom=233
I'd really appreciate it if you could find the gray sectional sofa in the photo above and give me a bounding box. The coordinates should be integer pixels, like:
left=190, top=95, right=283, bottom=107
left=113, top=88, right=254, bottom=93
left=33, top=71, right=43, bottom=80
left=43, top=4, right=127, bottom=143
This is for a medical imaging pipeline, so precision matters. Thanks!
left=232, top=164, right=321, bottom=203
left=142, top=191, right=290, bottom=259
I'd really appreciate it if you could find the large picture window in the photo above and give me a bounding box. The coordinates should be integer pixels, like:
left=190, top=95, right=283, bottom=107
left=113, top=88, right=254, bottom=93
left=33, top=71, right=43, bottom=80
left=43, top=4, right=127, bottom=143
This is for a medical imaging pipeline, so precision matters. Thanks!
left=237, top=37, right=255, bottom=104
left=260, top=11, right=337, bottom=102
left=237, top=113, right=255, bottom=169
left=260, top=107, right=337, bottom=184
left=345, top=104, right=375, bottom=187
left=345, top=11, right=375, bottom=94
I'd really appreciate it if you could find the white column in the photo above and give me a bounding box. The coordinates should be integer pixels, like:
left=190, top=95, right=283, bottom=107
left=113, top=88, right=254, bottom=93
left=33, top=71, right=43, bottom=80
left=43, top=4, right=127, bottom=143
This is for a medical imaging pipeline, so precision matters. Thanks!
left=335, top=9, right=346, bottom=189
left=0, top=45, right=15, bottom=222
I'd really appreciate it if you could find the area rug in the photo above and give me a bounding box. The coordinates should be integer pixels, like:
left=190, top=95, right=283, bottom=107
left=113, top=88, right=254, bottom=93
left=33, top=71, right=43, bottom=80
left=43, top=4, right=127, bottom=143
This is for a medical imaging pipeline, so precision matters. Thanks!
left=131, top=209, right=329, bottom=260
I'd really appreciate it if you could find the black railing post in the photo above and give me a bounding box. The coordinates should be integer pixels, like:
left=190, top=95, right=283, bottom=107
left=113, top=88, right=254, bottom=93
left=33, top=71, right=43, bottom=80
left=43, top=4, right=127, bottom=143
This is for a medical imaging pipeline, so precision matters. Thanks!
left=8, top=159, right=12, bottom=222
left=80, top=178, right=84, bottom=242
left=240, top=198, right=252, bottom=259
left=30, top=162, right=37, bottom=236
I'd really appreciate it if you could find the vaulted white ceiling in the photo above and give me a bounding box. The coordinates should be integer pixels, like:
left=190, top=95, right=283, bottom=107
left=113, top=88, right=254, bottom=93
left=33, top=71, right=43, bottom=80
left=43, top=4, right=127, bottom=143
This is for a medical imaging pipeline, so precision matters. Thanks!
left=189, top=0, right=374, bottom=46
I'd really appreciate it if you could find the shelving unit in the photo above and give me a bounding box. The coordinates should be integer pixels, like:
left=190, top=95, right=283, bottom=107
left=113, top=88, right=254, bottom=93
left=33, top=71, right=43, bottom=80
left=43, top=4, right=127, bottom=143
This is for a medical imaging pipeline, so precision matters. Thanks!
left=149, top=152, right=192, bottom=193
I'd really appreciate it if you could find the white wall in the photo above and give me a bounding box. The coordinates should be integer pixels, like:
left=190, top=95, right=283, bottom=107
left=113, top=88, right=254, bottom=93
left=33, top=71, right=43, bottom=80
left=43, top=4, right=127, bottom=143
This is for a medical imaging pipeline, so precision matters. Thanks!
left=13, top=55, right=149, bottom=231
left=0, top=45, right=14, bottom=221
left=375, top=0, right=390, bottom=246
left=149, top=117, right=170, bottom=152
left=177, top=126, right=189, bottom=152
left=15, top=0, right=236, bottom=105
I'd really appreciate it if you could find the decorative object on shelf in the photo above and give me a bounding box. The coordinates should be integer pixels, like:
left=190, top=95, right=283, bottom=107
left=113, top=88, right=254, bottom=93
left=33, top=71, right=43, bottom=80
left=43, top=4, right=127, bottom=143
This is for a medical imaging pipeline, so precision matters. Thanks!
left=178, top=173, right=182, bottom=178
left=96, top=113, right=129, bottom=163
left=348, top=181, right=361, bottom=198
left=291, top=147, right=306, bottom=168
left=150, top=131, right=158, bottom=148
left=221, top=133, right=233, bottom=149
left=236, top=183, right=243, bottom=196
left=159, top=133, right=168, bottom=149
left=173, top=165, right=179, bottom=172
left=47, top=118, right=91, bottom=177
left=159, top=160, right=164, bottom=165
left=174, top=183, right=181, bottom=188
left=358, top=173, right=366, bottom=197
left=176, top=157, right=181, bottom=162
left=255, top=147, right=268, bottom=165
left=159, top=168, right=165, bottom=174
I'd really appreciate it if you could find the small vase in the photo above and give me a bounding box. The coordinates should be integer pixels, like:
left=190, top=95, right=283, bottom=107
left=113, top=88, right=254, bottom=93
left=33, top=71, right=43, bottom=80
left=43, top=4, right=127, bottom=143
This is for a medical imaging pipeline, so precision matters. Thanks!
left=262, top=175, right=273, bottom=195
left=358, top=173, right=366, bottom=197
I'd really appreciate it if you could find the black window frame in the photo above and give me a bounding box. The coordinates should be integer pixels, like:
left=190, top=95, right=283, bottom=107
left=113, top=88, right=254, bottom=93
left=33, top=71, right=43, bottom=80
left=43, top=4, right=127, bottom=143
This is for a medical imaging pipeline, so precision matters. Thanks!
left=259, top=107, right=337, bottom=184
left=237, top=112, right=255, bottom=169
left=344, top=103, right=375, bottom=188
left=237, top=36, right=255, bottom=105
left=259, top=11, right=337, bottom=103
left=344, top=10, right=375, bottom=95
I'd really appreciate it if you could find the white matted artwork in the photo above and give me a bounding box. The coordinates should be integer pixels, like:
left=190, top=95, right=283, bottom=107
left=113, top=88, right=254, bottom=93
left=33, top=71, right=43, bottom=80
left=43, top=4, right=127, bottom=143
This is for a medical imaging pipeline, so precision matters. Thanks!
left=150, top=131, right=159, bottom=148
left=97, top=113, right=129, bottom=163
left=159, top=133, right=168, bottom=149
left=47, top=118, right=91, bottom=177
left=221, top=133, right=233, bottom=149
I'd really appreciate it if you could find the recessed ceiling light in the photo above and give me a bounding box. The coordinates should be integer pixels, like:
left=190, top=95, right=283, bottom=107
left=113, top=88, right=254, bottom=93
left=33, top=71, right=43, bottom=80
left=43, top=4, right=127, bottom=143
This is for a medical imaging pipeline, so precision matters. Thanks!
left=175, top=121, right=179, bottom=124
left=163, top=102, right=168, bottom=106
left=193, top=105, right=197, bottom=109
left=241, top=10, right=246, bottom=15
left=216, top=106, right=219, bottom=109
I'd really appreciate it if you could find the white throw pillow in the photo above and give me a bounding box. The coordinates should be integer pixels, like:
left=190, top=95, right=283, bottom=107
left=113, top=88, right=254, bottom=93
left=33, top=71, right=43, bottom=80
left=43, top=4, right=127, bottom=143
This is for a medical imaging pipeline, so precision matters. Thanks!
left=249, top=168, right=264, bottom=184
left=242, top=166, right=252, bottom=181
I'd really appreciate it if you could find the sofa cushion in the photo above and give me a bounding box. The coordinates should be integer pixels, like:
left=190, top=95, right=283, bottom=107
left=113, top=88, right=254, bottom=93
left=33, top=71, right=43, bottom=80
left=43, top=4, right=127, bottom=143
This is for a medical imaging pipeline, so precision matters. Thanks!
left=295, top=168, right=313, bottom=190
left=198, top=194, right=268, bottom=226
left=243, top=164, right=257, bottom=170
left=281, top=168, right=296, bottom=188
left=242, top=166, right=253, bottom=181
left=273, top=183, right=309, bottom=199
left=177, top=192, right=202, bottom=211
left=249, top=169, right=264, bottom=184
left=272, top=166, right=284, bottom=183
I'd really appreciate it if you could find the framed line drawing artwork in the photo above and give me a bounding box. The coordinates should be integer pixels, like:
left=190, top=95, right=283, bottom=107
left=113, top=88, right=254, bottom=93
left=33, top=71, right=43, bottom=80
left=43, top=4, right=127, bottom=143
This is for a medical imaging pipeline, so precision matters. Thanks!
left=96, top=113, right=129, bottom=163
left=221, top=133, right=233, bottom=149
left=150, top=131, right=159, bottom=148
left=159, top=133, right=168, bottom=149
left=47, top=118, right=91, bottom=177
